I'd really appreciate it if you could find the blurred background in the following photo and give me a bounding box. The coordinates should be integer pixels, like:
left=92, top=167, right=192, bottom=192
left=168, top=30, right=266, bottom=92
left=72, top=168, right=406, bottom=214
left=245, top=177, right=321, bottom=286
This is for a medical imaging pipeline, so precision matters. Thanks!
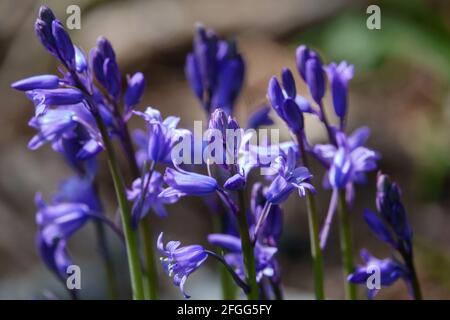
left=0, top=0, right=449, bottom=299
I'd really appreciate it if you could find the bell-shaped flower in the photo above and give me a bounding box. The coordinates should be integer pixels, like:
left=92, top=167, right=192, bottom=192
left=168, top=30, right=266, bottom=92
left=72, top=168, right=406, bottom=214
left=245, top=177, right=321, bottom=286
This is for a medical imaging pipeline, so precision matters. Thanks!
left=133, top=107, right=191, bottom=164
left=157, top=233, right=208, bottom=298
left=266, top=148, right=315, bottom=204
left=348, top=249, right=408, bottom=299
left=325, top=61, right=354, bottom=121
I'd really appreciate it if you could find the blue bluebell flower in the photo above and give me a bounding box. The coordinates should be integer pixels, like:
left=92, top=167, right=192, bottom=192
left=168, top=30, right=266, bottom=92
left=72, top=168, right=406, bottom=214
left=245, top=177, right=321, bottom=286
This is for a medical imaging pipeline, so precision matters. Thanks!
left=133, top=107, right=191, bottom=164
left=127, top=171, right=177, bottom=227
left=348, top=249, right=408, bottom=299
left=376, top=173, right=412, bottom=246
left=251, top=183, right=283, bottom=246
left=266, top=148, right=315, bottom=204
left=325, top=62, right=354, bottom=121
left=27, top=105, right=103, bottom=160
left=11, top=75, right=59, bottom=91
left=124, top=72, right=145, bottom=119
left=91, top=37, right=121, bottom=100
left=305, top=55, right=325, bottom=105
left=267, top=74, right=304, bottom=136
left=51, top=20, right=75, bottom=69
left=35, top=6, right=57, bottom=56
left=186, top=25, right=244, bottom=115
left=313, top=127, right=380, bottom=194
left=25, top=88, right=84, bottom=116
left=208, top=233, right=279, bottom=283
left=157, top=232, right=208, bottom=298
left=159, top=167, right=219, bottom=202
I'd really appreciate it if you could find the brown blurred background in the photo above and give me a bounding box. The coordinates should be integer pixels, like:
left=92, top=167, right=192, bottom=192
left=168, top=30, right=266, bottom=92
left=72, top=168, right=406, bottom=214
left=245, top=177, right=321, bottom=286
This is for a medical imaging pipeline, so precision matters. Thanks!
left=0, top=0, right=449, bottom=299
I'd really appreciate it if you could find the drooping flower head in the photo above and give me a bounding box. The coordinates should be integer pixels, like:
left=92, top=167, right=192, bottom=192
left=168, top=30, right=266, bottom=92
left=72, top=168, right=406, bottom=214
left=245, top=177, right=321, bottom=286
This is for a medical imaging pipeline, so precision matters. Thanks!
left=314, top=127, right=380, bottom=198
left=186, top=24, right=244, bottom=115
left=208, top=233, right=279, bottom=284
left=127, top=171, right=177, bottom=228
left=133, top=107, right=191, bottom=165
left=348, top=249, right=408, bottom=299
left=157, top=233, right=208, bottom=298
left=295, top=45, right=325, bottom=105
left=266, top=147, right=315, bottom=204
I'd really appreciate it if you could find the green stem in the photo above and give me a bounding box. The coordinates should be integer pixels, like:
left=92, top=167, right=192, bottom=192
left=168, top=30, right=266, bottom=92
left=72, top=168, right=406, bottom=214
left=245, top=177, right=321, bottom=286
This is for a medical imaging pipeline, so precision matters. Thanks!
left=337, top=189, right=357, bottom=300
left=93, top=108, right=145, bottom=300
left=212, top=213, right=237, bottom=300
left=297, top=133, right=325, bottom=300
left=141, top=216, right=159, bottom=300
left=305, top=191, right=325, bottom=299
left=236, top=190, right=259, bottom=300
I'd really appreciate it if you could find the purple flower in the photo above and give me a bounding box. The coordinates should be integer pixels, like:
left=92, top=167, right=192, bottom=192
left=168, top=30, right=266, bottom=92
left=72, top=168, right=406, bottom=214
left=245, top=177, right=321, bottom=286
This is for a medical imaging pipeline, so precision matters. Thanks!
left=305, top=55, right=325, bottom=105
left=124, top=72, right=145, bottom=118
left=208, top=233, right=278, bottom=283
left=127, top=171, right=177, bottom=227
left=251, top=183, right=283, bottom=246
left=27, top=105, right=103, bottom=160
left=91, top=37, right=121, bottom=100
left=266, top=148, right=315, bottom=204
left=376, top=173, right=412, bottom=245
left=11, top=75, right=59, bottom=91
left=186, top=25, right=244, bottom=114
left=157, top=232, right=208, bottom=298
left=246, top=105, right=274, bottom=130
left=325, top=62, right=354, bottom=122
left=133, top=107, right=190, bottom=164
left=159, top=167, right=219, bottom=202
left=37, top=235, right=72, bottom=280
left=348, top=249, right=408, bottom=299
left=25, top=88, right=84, bottom=116
left=51, top=20, right=75, bottom=69
left=35, top=6, right=57, bottom=56
left=314, top=127, right=380, bottom=192
left=267, top=74, right=304, bottom=136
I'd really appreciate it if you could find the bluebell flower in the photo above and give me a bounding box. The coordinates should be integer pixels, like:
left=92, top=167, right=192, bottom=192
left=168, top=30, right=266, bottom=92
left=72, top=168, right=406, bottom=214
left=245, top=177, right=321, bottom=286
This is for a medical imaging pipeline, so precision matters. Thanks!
left=267, top=73, right=304, bottom=136
left=157, top=232, right=208, bottom=298
left=35, top=6, right=57, bottom=56
left=266, top=148, right=315, bottom=204
left=37, top=235, right=72, bottom=280
left=348, top=249, right=408, bottom=299
left=90, top=37, right=121, bottom=100
left=25, top=88, right=84, bottom=116
left=376, top=173, right=412, bottom=246
left=133, top=107, right=190, bottom=164
left=159, top=167, right=219, bottom=202
left=53, top=175, right=101, bottom=212
left=186, top=24, right=244, bottom=115
left=251, top=183, right=283, bottom=246
left=127, top=171, right=177, bottom=227
left=363, top=173, right=413, bottom=253
left=246, top=105, right=274, bottom=130
left=11, top=75, right=59, bottom=91
left=325, top=62, right=354, bottom=122
left=27, top=105, right=103, bottom=160
left=208, top=233, right=279, bottom=283
left=313, top=127, right=380, bottom=194
left=34, top=6, right=76, bottom=69
left=305, top=55, right=325, bottom=105
left=124, top=72, right=145, bottom=119
left=51, top=20, right=75, bottom=69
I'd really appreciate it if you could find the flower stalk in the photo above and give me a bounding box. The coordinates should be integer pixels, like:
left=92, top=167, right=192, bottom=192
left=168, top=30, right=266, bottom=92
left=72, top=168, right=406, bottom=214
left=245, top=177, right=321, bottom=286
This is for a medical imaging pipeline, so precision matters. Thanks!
left=236, top=190, right=259, bottom=300
left=337, top=189, right=357, bottom=300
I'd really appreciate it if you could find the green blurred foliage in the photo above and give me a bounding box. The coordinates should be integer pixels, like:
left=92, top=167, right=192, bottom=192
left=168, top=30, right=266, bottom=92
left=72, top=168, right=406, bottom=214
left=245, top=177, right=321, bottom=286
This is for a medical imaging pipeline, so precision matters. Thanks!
left=293, top=0, right=450, bottom=81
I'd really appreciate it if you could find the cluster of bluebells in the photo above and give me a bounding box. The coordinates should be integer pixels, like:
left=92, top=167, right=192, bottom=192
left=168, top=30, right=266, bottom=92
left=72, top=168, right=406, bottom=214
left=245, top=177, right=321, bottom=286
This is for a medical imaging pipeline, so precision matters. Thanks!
left=348, top=173, right=418, bottom=299
left=12, top=5, right=421, bottom=300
